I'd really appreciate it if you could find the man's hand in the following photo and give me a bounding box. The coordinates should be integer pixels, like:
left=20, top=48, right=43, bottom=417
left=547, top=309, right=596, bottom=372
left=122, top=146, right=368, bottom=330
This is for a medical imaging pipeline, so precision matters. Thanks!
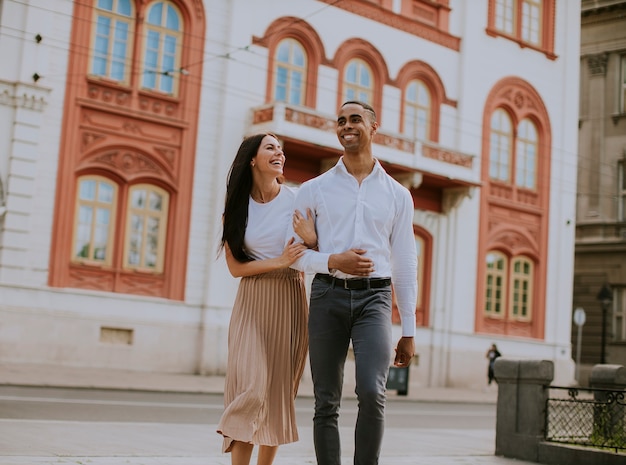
left=328, top=249, right=374, bottom=276
left=393, top=336, right=415, bottom=367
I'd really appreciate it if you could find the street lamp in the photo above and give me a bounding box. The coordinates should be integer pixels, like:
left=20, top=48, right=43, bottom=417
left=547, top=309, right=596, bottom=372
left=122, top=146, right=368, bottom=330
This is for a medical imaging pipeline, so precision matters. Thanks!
left=596, top=284, right=613, bottom=364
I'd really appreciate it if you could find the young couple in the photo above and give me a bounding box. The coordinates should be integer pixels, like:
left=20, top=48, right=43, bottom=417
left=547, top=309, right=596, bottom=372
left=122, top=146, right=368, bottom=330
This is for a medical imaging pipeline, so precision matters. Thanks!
left=217, top=101, right=418, bottom=465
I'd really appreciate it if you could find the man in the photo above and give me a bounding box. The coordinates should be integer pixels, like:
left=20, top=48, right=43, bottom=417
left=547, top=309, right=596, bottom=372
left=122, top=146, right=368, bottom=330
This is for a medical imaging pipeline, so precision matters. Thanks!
left=289, top=101, right=418, bottom=465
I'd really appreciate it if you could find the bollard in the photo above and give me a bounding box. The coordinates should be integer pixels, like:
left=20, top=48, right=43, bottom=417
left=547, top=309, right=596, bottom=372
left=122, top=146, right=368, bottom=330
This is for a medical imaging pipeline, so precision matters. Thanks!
left=494, top=359, right=554, bottom=462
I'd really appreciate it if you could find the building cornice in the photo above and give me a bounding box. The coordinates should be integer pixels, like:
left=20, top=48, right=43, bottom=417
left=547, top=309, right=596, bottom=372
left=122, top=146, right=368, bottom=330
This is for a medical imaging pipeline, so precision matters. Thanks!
left=581, top=0, right=626, bottom=18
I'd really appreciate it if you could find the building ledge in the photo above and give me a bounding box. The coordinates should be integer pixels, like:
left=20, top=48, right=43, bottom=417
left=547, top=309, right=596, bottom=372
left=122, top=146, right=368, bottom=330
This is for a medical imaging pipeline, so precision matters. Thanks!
left=249, top=103, right=479, bottom=189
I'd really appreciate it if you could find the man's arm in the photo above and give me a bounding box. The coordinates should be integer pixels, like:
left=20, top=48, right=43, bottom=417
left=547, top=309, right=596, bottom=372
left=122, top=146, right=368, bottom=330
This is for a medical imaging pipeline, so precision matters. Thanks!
left=287, top=183, right=374, bottom=276
left=391, top=189, right=418, bottom=366
left=390, top=188, right=418, bottom=338
left=328, top=249, right=374, bottom=276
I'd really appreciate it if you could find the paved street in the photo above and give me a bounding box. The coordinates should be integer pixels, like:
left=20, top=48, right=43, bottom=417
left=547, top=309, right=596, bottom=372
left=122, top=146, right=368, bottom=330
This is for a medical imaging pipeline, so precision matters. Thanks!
left=0, top=363, right=540, bottom=465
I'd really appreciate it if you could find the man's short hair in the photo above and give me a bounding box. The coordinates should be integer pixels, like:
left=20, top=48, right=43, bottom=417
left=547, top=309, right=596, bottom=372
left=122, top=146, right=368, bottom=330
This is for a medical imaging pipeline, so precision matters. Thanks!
left=341, top=100, right=377, bottom=123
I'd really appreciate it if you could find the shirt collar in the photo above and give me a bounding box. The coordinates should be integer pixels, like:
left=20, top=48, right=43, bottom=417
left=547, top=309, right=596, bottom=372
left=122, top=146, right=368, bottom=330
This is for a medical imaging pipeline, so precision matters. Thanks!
left=335, top=156, right=384, bottom=178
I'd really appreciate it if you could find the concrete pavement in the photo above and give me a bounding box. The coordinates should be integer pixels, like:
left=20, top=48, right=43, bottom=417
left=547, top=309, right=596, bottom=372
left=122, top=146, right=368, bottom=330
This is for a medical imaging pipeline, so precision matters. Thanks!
left=0, top=362, right=537, bottom=465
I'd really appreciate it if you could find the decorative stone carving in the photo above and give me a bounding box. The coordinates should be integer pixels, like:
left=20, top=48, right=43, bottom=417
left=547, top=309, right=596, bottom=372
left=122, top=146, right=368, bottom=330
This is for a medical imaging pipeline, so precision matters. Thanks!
left=394, top=172, right=423, bottom=190
left=588, top=53, right=608, bottom=76
left=373, top=133, right=415, bottom=153
left=154, top=147, right=176, bottom=167
left=0, top=81, right=49, bottom=111
left=81, top=132, right=106, bottom=151
left=422, top=144, right=473, bottom=168
left=253, top=107, right=274, bottom=124
left=490, top=229, right=536, bottom=253
left=285, top=108, right=336, bottom=131
left=15, top=92, right=47, bottom=111
left=92, top=150, right=163, bottom=177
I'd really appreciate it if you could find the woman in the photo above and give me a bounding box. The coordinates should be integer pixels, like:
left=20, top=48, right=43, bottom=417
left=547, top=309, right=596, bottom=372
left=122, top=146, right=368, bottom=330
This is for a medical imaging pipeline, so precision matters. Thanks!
left=217, top=133, right=316, bottom=465
left=486, top=343, right=502, bottom=386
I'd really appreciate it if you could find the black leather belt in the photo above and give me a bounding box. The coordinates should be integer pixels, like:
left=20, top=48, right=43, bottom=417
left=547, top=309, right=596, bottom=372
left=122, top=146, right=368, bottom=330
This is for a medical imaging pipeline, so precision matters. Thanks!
left=315, top=273, right=391, bottom=290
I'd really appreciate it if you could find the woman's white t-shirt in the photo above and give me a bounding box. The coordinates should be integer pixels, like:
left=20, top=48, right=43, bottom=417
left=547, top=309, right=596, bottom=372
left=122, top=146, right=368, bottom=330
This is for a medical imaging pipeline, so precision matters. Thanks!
left=244, top=185, right=297, bottom=260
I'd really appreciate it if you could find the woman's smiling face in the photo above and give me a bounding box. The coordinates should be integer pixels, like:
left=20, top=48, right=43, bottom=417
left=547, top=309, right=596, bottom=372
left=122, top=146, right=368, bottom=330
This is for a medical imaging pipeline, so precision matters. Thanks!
left=252, top=135, right=285, bottom=176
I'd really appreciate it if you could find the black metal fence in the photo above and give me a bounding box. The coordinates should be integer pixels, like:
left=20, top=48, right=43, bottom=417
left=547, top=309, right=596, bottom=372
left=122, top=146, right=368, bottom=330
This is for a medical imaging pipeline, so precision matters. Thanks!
left=545, top=386, right=626, bottom=453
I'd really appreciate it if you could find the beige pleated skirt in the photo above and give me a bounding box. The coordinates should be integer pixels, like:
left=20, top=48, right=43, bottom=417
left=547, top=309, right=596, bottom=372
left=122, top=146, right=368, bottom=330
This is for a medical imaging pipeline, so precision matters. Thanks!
left=217, top=268, right=308, bottom=453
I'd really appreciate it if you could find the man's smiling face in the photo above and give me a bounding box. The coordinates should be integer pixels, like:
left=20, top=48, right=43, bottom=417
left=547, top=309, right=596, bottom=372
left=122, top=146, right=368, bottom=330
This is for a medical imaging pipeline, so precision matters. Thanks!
left=336, top=103, right=378, bottom=152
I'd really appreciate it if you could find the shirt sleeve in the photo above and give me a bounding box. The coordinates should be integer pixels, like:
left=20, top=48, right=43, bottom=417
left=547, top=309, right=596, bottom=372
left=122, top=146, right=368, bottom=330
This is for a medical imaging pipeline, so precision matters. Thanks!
left=286, top=182, right=331, bottom=274
left=390, top=187, right=418, bottom=337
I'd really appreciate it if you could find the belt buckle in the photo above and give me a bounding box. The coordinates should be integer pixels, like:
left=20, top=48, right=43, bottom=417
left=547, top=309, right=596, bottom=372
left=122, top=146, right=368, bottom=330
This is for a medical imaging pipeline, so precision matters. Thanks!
left=343, top=279, right=350, bottom=290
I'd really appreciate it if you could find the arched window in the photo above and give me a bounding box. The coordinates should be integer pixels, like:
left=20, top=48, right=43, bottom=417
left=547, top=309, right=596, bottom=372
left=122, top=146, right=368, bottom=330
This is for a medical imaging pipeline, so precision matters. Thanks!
left=404, top=80, right=431, bottom=140
left=477, top=78, right=550, bottom=339
left=489, top=109, right=513, bottom=182
left=124, top=184, right=170, bottom=272
left=72, top=176, right=118, bottom=266
left=274, top=38, right=307, bottom=105
left=72, top=177, right=170, bottom=275
left=343, top=59, right=373, bottom=104
left=485, top=251, right=507, bottom=318
left=510, top=256, right=533, bottom=321
left=91, top=0, right=134, bottom=82
left=515, top=118, right=538, bottom=189
left=142, top=1, right=182, bottom=94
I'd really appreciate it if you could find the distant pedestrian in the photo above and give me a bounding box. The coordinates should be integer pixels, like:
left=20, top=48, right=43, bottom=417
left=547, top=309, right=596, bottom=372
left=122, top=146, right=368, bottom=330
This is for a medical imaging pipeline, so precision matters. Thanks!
left=486, top=343, right=502, bottom=386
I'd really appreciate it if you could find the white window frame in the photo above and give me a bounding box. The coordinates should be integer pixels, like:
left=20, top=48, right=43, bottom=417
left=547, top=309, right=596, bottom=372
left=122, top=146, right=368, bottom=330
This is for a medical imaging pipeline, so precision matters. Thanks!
left=343, top=59, right=373, bottom=104
left=141, top=1, right=183, bottom=95
left=515, top=118, right=538, bottom=189
left=485, top=251, right=507, bottom=318
left=621, top=55, right=626, bottom=114
left=489, top=109, right=513, bottom=182
left=90, top=0, right=134, bottom=83
left=618, top=159, right=626, bottom=221
left=509, top=256, right=533, bottom=321
left=404, top=80, right=431, bottom=141
left=274, top=38, right=307, bottom=105
left=72, top=175, right=118, bottom=266
left=123, top=184, right=170, bottom=273
left=614, top=286, right=626, bottom=342
left=521, top=0, right=542, bottom=45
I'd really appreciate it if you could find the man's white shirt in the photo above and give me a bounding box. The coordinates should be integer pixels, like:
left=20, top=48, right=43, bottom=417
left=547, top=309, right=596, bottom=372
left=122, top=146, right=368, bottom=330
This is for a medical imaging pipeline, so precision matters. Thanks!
left=287, top=158, right=418, bottom=337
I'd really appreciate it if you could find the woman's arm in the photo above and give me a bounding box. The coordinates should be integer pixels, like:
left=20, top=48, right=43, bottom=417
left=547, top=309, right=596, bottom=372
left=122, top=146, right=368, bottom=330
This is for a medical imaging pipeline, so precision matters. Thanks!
left=224, top=238, right=306, bottom=278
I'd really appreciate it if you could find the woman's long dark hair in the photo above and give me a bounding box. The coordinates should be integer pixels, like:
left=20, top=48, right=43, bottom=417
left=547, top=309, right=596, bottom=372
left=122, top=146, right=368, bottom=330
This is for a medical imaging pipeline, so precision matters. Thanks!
left=219, top=133, right=276, bottom=262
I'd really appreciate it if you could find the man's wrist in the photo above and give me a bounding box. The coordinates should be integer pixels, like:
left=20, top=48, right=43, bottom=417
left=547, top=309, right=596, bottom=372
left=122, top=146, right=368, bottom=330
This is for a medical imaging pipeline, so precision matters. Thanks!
left=327, top=254, right=336, bottom=270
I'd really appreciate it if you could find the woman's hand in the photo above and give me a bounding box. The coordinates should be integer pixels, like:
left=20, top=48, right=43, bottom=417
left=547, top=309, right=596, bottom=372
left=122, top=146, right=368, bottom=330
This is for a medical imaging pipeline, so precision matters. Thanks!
left=293, top=208, right=317, bottom=249
left=278, top=237, right=307, bottom=267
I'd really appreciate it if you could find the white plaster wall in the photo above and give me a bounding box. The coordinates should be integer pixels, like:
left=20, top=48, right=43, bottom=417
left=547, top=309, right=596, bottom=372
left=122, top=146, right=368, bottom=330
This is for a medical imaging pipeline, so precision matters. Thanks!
left=412, top=0, right=579, bottom=386
left=542, top=0, right=581, bottom=385
left=0, top=286, right=201, bottom=372
left=0, top=0, right=581, bottom=385
left=0, top=0, right=72, bottom=287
